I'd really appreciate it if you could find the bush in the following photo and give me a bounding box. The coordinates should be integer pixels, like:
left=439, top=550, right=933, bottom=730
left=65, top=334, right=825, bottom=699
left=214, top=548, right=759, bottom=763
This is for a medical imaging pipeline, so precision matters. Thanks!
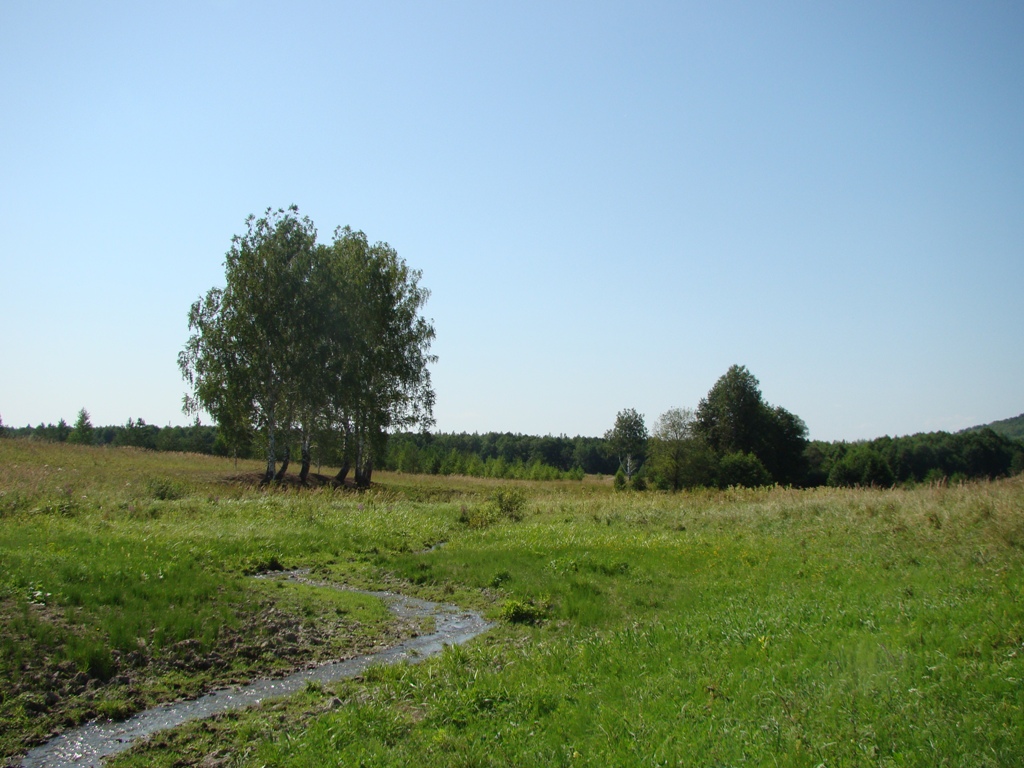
left=499, top=598, right=547, bottom=624
left=148, top=478, right=190, bottom=501
left=613, top=469, right=627, bottom=491
left=457, top=505, right=496, bottom=528
left=490, top=487, right=527, bottom=521
left=718, top=452, right=772, bottom=488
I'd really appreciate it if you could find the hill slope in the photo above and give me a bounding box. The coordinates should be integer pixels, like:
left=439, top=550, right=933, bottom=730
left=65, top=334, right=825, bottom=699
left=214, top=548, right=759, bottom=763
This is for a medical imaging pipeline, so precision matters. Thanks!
left=965, top=412, right=1024, bottom=441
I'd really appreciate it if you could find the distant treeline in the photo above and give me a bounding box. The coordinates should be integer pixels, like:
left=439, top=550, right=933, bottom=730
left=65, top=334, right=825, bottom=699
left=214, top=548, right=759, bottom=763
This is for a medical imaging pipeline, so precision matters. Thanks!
left=3, top=418, right=221, bottom=456
left=381, top=432, right=616, bottom=479
left=805, top=428, right=1024, bottom=487
left=0, top=419, right=612, bottom=479
left=3, top=415, right=1022, bottom=488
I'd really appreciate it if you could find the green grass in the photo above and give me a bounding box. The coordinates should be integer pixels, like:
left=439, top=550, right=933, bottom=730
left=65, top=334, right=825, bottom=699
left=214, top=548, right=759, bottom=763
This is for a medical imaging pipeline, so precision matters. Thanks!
left=1, top=439, right=1022, bottom=766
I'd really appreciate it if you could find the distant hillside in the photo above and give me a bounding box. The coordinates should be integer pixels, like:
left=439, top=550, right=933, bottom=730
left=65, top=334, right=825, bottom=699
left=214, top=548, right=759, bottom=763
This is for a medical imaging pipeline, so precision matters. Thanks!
left=964, top=413, right=1024, bottom=442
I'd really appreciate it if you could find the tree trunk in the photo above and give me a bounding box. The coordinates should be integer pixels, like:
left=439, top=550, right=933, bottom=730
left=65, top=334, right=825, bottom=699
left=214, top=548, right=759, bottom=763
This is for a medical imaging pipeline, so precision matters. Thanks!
left=299, top=433, right=311, bottom=483
left=333, top=422, right=351, bottom=484
left=624, top=454, right=637, bottom=481
left=355, top=458, right=373, bottom=488
left=274, top=445, right=290, bottom=481
left=263, top=419, right=277, bottom=484
left=354, top=433, right=367, bottom=487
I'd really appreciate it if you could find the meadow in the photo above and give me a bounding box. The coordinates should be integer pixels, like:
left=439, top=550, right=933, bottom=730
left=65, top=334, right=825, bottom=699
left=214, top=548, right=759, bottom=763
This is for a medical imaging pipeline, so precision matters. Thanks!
left=1, top=439, right=1022, bottom=766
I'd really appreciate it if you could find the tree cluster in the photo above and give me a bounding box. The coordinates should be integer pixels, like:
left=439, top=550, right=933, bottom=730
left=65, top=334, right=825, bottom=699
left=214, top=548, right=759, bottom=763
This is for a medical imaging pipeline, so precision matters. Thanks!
left=623, top=365, right=810, bottom=490
left=639, top=366, right=1022, bottom=490
left=178, top=207, right=436, bottom=485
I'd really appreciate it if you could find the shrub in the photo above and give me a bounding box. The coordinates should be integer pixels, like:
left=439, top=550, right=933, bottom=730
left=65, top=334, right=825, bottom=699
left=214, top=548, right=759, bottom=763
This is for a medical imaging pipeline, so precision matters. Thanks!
left=499, top=598, right=547, bottom=624
left=613, top=469, right=627, bottom=491
left=718, top=452, right=772, bottom=488
left=490, top=487, right=527, bottom=521
left=148, top=478, right=190, bottom=501
left=457, top=504, right=495, bottom=528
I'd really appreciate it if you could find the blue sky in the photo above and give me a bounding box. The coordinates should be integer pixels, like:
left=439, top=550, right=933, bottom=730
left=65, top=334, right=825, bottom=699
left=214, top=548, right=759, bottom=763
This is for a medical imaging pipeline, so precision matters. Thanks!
left=2, top=1, right=1021, bottom=441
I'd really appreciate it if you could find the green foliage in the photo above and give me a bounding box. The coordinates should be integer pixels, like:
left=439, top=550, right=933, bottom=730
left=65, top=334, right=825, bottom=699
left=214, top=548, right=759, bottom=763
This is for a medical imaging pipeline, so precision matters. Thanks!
left=695, top=365, right=765, bottom=456
left=827, top=444, right=896, bottom=487
left=239, top=552, right=285, bottom=575
left=456, top=504, right=494, bottom=528
left=383, top=433, right=593, bottom=480
left=179, top=206, right=319, bottom=481
left=66, top=408, right=94, bottom=446
left=1012, top=450, right=1024, bottom=476
left=694, top=365, right=808, bottom=485
left=808, top=428, right=1021, bottom=488
left=146, top=478, right=191, bottom=501
left=179, top=208, right=436, bottom=485
left=717, top=451, right=772, bottom=488
left=489, top=487, right=527, bottom=521
left=115, top=418, right=160, bottom=450
left=10, top=411, right=1020, bottom=494
left=648, top=407, right=720, bottom=491
left=613, top=468, right=627, bottom=491
left=499, top=598, right=547, bottom=624
left=965, top=411, right=1024, bottom=441
left=457, top=487, right=529, bottom=528
left=605, top=408, right=648, bottom=480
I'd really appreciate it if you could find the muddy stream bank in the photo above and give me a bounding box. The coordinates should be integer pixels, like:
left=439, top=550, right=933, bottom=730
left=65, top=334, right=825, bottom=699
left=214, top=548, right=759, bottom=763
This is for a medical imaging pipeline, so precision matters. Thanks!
left=19, top=571, right=493, bottom=767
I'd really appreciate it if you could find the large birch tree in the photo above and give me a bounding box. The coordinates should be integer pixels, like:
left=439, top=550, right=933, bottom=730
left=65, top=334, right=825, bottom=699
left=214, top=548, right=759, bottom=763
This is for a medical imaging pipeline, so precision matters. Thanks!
left=179, top=207, right=435, bottom=486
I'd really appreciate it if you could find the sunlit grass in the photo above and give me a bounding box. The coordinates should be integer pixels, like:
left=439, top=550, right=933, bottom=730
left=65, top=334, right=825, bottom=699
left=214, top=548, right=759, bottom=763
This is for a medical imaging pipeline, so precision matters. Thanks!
left=241, top=479, right=1024, bottom=767
left=2, top=439, right=1022, bottom=766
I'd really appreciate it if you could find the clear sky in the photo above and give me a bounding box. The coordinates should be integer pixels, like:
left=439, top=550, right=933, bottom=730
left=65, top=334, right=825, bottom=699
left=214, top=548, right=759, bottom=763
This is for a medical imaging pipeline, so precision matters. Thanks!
left=2, top=1, right=1021, bottom=442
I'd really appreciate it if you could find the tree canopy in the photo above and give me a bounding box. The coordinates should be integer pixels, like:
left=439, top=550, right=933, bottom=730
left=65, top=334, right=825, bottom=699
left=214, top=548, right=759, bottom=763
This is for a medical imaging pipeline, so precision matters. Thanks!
left=693, top=365, right=808, bottom=486
left=605, top=408, right=648, bottom=481
left=179, top=207, right=435, bottom=485
left=648, top=407, right=701, bottom=491
left=67, top=408, right=94, bottom=446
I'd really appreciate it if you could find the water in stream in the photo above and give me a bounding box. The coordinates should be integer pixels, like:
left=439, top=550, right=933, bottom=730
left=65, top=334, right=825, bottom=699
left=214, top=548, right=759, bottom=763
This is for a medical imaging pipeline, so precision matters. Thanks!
left=19, top=573, right=492, bottom=767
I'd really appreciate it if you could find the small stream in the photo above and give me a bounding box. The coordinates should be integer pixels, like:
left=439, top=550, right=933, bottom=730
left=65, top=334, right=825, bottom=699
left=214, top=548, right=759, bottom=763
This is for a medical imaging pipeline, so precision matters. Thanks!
left=19, top=571, right=493, bottom=767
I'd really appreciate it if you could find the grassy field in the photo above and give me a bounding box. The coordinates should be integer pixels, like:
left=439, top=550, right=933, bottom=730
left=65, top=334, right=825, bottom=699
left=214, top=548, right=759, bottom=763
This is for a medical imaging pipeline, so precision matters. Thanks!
left=1, top=439, right=1022, bottom=766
